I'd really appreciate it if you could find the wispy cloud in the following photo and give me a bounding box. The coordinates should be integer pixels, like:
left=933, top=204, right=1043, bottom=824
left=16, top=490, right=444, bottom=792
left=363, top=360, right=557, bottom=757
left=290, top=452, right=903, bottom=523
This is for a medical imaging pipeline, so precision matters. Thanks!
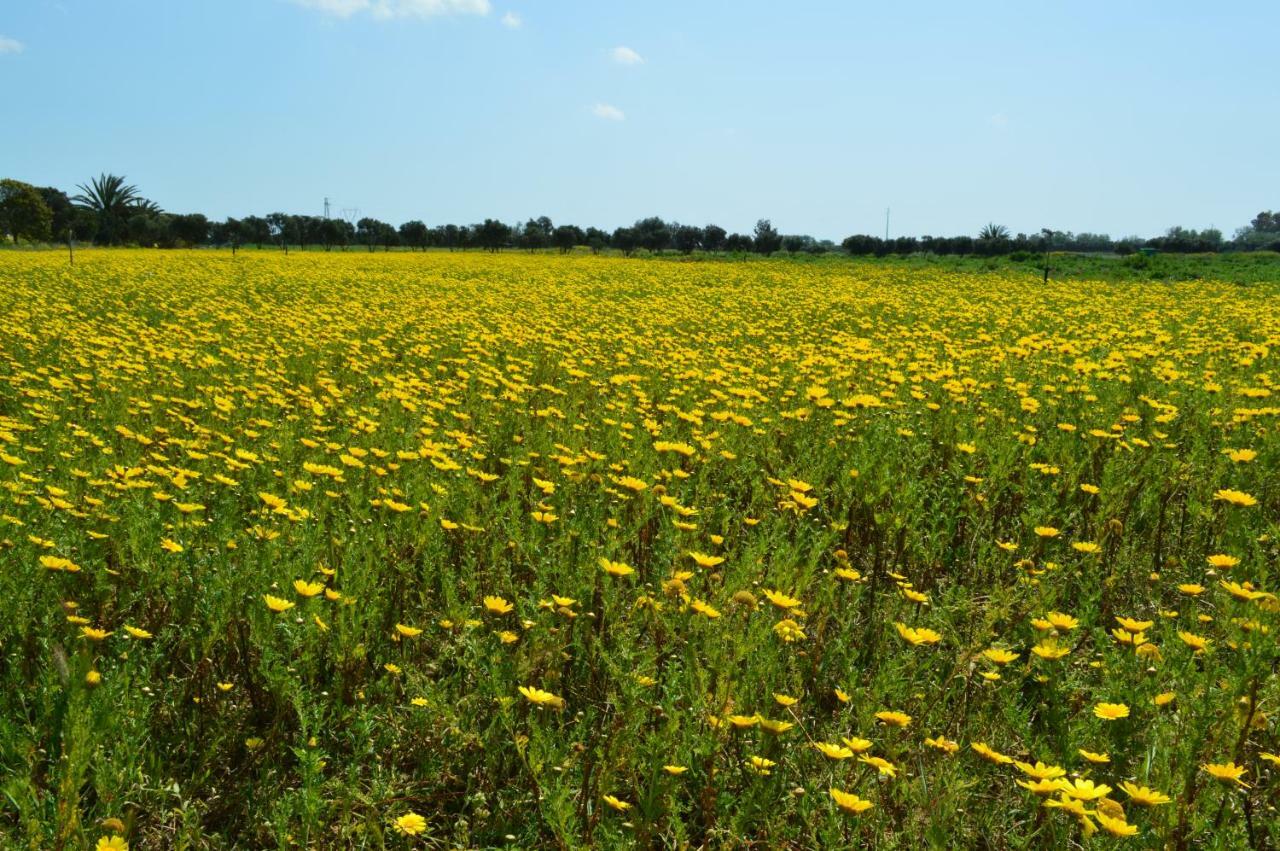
left=989, top=112, right=1009, bottom=129
left=610, top=46, right=643, bottom=65
left=290, top=0, right=491, bottom=20
left=592, top=103, right=625, bottom=121
left=500, top=11, right=521, bottom=28
left=0, top=35, right=24, bottom=54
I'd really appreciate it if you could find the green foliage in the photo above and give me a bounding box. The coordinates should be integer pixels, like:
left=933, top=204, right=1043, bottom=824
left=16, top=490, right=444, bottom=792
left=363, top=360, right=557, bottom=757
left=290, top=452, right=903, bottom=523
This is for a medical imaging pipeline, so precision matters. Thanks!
left=0, top=179, right=54, bottom=243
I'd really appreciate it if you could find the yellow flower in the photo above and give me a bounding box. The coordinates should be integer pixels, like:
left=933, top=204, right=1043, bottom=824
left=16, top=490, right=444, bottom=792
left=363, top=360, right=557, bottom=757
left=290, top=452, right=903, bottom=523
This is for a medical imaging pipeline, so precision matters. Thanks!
left=763, top=589, right=801, bottom=609
left=746, top=755, right=776, bottom=775
left=758, top=717, right=794, bottom=735
left=602, top=794, right=631, bottom=812
left=1045, top=611, right=1078, bottom=630
left=293, top=579, right=324, bottom=597
left=829, top=787, right=873, bottom=814
left=1093, top=702, right=1130, bottom=721
left=1221, top=580, right=1263, bottom=602
left=772, top=618, right=806, bottom=642
left=814, top=741, right=855, bottom=760
left=874, top=710, right=911, bottom=727
left=1061, top=778, right=1112, bottom=800
left=1014, top=760, right=1066, bottom=780
left=123, top=625, right=152, bottom=639
left=95, top=837, right=129, bottom=851
left=264, top=594, right=295, bottom=613
left=840, top=736, right=873, bottom=753
left=1017, top=778, right=1067, bottom=795
left=970, top=742, right=1014, bottom=765
left=1078, top=749, right=1110, bottom=764
left=1120, top=781, right=1171, bottom=806
left=894, top=622, right=942, bottom=646
left=924, top=735, right=959, bottom=754
left=518, top=685, right=565, bottom=709
left=80, top=626, right=112, bottom=641
left=1095, top=811, right=1139, bottom=837
left=982, top=647, right=1019, bottom=665
left=663, top=765, right=688, bottom=775
left=483, top=595, right=514, bottom=615
left=599, top=558, right=635, bottom=577
left=773, top=692, right=798, bottom=707
left=690, top=598, right=721, bottom=619
left=1202, top=762, right=1248, bottom=787
left=687, top=551, right=725, bottom=568
left=1213, top=489, right=1257, bottom=507
left=1031, top=640, right=1071, bottom=660
left=1207, top=553, right=1240, bottom=569
left=395, top=623, right=422, bottom=637
left=1178, top=630, right=1210, bottom=652
left=1034, top=526, right=1060, bottom=538
left=392, top=811, right=427, bottom=836
left=900, top=587, right=929, bottom=604
left=858, top=754, right=897, bottom=777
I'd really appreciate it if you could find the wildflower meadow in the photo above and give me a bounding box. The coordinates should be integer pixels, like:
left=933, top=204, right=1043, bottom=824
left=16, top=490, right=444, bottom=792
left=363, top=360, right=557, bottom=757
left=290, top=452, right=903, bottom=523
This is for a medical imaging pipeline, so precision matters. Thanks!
left=1, top=249, right=1277, bottom=849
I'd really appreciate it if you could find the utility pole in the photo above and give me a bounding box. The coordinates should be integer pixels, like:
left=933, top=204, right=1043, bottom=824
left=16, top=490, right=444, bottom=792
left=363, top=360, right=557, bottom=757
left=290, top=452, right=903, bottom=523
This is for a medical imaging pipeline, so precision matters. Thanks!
left=67, top=226, right=74, bottom=266
left=1041, top=229, right=1054, bottom=283
left=885, top=207, right=890, bottom=242
left=323, top=197, right=331, bottom=220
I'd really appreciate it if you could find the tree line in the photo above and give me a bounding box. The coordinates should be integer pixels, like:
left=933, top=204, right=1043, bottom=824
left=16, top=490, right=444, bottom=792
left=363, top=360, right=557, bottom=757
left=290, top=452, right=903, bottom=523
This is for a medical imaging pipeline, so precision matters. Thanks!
left=2, top=174, right=1278, bottom=256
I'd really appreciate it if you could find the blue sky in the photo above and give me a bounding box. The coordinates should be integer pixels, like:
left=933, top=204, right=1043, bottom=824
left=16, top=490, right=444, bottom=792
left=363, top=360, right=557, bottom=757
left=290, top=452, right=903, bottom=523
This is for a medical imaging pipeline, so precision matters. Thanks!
left=2, top=0, right=1277, bottom=240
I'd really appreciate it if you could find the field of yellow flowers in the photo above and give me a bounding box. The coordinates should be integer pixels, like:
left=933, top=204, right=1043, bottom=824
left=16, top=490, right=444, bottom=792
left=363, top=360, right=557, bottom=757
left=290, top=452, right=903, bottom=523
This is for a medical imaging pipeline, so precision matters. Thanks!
left=1, top=249, right=1278, bottom=849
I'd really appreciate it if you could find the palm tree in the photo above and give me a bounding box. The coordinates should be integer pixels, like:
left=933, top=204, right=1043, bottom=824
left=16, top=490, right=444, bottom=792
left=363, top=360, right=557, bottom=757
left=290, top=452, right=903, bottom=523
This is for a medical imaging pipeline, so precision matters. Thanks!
left=72, top=173, right=156, bottom=244
left=978, top=222, right=1010, bottom=241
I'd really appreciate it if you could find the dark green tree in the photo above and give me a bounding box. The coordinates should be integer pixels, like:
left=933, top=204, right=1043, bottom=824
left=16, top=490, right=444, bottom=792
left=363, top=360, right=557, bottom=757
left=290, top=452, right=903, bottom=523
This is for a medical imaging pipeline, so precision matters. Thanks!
left=752, top=219, right=781, bottom=254
left=169, top=213, right=209, bottom=247
left=399, top=220, right=429, bottom=251
left=552, top=224, right=581, bottom=254
left=701, top=224, right=727, bottom=252
left=0, top=179, right=54, bottom=243
left=612, top=226, right=638, bottom=256
left=477, top=219, right=511, bottom=252
left=633, top=217, right=671, bottom=252
left=673, top=224, right=702, bottom=254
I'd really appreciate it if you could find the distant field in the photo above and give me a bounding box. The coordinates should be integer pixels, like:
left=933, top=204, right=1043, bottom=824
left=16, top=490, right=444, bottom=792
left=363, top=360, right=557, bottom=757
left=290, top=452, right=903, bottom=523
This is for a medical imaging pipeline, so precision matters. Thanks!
left=1, top=250, right=1278, bottom=848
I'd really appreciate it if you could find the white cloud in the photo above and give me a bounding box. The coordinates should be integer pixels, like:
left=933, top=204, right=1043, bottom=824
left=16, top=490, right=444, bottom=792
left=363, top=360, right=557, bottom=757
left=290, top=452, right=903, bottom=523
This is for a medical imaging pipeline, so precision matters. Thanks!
left=0, top=35, right=24, bottom=54
left=989, top=112, right=1009, bottom=128
left=501, top=11, right=521, bottom=28
left=290, top=0, right=491, bottom=20
left=610, top=46, right=643, bottom=65
left=592, top=103, right=625, bottom=121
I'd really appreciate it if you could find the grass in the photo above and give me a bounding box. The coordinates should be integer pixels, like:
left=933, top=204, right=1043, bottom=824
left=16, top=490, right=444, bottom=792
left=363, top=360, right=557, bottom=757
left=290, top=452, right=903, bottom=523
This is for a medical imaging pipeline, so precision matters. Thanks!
left=0, top=249, right=1277, bottom=849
